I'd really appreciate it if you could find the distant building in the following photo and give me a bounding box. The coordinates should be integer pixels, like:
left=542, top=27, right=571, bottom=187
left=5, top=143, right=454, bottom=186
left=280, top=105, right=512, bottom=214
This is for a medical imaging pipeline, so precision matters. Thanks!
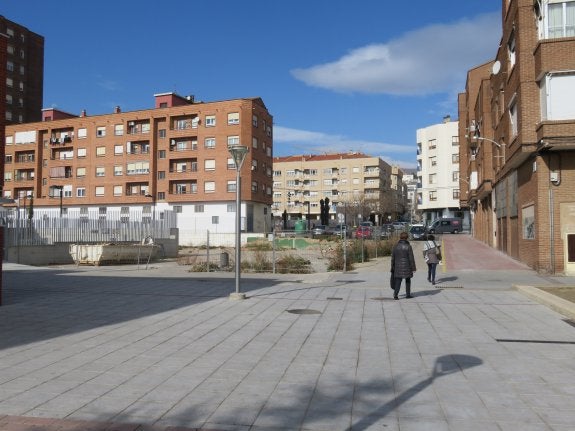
left=459, top=0, right=575, bottom=274
left=0, top=16, right=44, bottom=125
left=3, top=93, right=274, bottom=243
left=272, top=153, right=396, bottom=227
left=401, top=169, right=419, bottom=222
left=416, top=116, right=468, bottom=227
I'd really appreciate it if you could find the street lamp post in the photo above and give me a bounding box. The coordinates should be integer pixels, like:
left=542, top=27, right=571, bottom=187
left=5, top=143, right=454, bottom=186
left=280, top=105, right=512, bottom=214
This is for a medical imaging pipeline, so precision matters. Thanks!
left=228, top=144, right=249, bottom=300
left=53, top=185, right=64, bottom=216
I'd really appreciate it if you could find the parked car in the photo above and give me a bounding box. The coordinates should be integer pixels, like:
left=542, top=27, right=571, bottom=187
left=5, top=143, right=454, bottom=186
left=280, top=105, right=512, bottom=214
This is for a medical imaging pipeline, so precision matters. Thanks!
left=427, top=218, right=463, bottom=234
left=354, top=225, right=372, bottom=239
left=311, top=225, right=328, bottom=237
left=329, top=224, right=349, bottom=238
left=409, top=224, right=427, bottom=240
left=380, top=224, right=394, bottom=239
left=392, top=221, right=406, bottom=231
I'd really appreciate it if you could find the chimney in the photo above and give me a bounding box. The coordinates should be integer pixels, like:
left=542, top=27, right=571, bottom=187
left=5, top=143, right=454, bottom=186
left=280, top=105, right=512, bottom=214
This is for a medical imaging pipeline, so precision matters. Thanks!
left=443, top=115, right=451, bottom=123
left=114, top=106, right=121, bottom=113
left=80, top=109, right=87, bottom=117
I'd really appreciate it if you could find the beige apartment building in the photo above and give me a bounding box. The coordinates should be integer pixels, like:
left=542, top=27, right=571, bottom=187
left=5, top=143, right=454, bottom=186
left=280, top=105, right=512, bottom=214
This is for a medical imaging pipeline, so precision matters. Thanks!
left=3, top=93, right=274, bottom=239
left=272, top=153, right=401, bottom=228
left=459, top=0, right=575, bottom=274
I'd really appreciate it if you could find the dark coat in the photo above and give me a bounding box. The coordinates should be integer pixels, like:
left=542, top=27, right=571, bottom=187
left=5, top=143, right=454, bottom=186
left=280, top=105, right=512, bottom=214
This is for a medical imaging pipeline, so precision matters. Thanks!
left=391, top=239, right=416, bottom=279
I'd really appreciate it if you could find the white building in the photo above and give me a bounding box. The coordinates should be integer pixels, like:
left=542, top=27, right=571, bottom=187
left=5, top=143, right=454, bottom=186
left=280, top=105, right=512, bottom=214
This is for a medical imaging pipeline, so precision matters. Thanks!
left=416, top=116, right=468, bottom=228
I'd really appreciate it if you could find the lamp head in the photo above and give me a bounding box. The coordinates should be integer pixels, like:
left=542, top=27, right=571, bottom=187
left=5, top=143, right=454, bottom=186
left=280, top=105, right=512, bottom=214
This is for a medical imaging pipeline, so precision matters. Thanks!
left=228, top=145, right=249, bottom=169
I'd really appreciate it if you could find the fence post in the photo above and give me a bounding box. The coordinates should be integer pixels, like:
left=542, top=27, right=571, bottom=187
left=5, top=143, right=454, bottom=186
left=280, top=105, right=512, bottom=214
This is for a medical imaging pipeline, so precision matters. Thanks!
left=343, top=236, right=347, bottom=273
left=272, top=230, right=276, bottom=274
left=206, top=230, right=210, bottom=273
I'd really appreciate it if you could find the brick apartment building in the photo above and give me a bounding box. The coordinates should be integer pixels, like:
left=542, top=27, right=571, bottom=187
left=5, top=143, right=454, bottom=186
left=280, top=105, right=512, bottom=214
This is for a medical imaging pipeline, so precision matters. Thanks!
left=0, top=16, right=44, bottom=125
left=459, top=0, right=575, bottom=274
left=272, top=153, right=404, bottom=227
left=3, top=93, right=274, bottom=239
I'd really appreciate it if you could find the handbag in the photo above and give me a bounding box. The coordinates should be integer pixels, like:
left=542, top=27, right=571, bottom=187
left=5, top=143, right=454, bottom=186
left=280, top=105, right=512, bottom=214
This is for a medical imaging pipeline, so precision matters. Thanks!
left=437, top=246, right=442, bottom=261
left=390, top=270, right=395, bottom=290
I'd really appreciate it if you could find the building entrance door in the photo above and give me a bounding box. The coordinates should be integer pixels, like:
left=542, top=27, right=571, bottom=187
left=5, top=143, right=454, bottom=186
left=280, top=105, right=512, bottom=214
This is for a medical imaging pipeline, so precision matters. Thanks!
left=565, top=233, right=575, bottom=275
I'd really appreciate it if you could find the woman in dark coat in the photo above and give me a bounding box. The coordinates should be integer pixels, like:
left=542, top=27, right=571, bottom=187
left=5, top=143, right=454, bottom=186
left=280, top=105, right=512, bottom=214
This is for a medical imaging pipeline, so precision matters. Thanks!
left=390, top=231, right=416, bottom=299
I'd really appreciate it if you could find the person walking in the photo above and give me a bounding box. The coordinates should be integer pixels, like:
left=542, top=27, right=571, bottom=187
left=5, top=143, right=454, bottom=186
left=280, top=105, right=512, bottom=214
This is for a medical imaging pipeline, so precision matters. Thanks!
left=423, top=234, right=441, bottom=285
left=390, top=231, right=416, bottom=299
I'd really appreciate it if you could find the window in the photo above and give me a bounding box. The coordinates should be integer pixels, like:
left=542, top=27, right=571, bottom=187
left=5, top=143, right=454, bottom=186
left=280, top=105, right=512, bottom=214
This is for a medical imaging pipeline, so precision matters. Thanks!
left=212, top=216, right=219, bottom=224
left=126, top=162, right=150, bottom=175
left=173, top=205, right=182, bottom=213
left=77, top=128, right=87, bottom=139
left=252, top=137, right=258, bottom=149
left=227, top=203, right=236, bottom=212
left=158, top=150, right=166, bottom=159
left=429, top=191, right=437, bottom=201
left=96, top=146, right=106, bottom=157
left=114, top=165, right=123, bottom=176
left=227, top=180, right=237, bottom=192
left=114, top=145, right=123, bottom=155
left=205, top=159, right=215, bottom=170
left=205, top=115, right=216, bottom=127
left=452, top=171, right=460, bottom=181
left=158, top=129, right=166, bottom=138
left=114, top=124, right=124, bottom=136
left=114, top=185, right=123, bottom=196
left=158, top=171, right=166, bottom=179
left=76, top=167, right=86, bottom=177
left=509, top=96, right=518, bottom=137
left=77, top=187, right=86, bottom=197
left=453, top=189, right=460, bottom=199
left=158, top=192, right=165, bottom=200
left=430, top=156, right=437, bottom=167
left=540, top=72, right=575, bottom=121
left=352, top=167, right=360, bottom=173
left=227, top=158, right=236, bottom=169
left=195, top=204, right=205, bottom=212
left=452, top=154, right=459, bottom=163
left=228, top=136, right=240, bottom=146
left=429, top=173, right=437, bottom=184
left=96, top=167, right=105, bottom=177
left=77, top=148, right=87, bottom=158
left=428, top=139, right=437, bottom=149
left=252, top=181, right=258, bottom=192
left=96, top=126, right=106, bottom=137
left=204, top=181, right=215, bottom=193
left=228, top=112, right=240, bottom=125
left=7, top=61, right=14, bottom=72
left=205, top=137, right=216, bottom=149
left=507, top=30, right=516, bottom=69
left=252, top=159, right=258, bottom=171
left=452, top=136, right=459, bottom=146
left=546, top=1, right=575, bottom=38
left=252, top=115, right=258, bottom=127
left=95, top=186, right=105, bottom=196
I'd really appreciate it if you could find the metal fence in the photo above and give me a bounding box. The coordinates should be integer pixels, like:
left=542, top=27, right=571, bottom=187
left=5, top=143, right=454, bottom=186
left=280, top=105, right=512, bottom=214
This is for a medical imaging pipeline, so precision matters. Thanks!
left=1, top=208, right=177, bottom=247
left=177, top=227, right=403, bottom=274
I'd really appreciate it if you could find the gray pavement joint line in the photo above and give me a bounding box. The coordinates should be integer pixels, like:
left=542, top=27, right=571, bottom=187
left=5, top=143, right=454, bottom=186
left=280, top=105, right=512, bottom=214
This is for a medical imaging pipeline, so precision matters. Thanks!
left=288, top=292, right=353, bottom=430
left=158, top=292, right=321, bottom=428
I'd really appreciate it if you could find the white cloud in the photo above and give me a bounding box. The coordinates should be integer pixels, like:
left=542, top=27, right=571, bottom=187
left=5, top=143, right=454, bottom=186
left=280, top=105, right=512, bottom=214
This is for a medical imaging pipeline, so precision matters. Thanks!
left=274, top=125, right=416, bottom=169
left=291, top=12, right=500, bottom=96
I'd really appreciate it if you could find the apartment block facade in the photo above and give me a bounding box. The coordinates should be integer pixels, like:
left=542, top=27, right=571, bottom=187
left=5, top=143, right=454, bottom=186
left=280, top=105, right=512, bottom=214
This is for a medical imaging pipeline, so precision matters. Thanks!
left=3, top=93, right=274, bottom=239
left=0, top=16, right=44, bottom=124
left=459, top=0, right=575, bottom=274
left=272, top=153, right=402, bottom=227
left=416, top=117, right=467, bottom=227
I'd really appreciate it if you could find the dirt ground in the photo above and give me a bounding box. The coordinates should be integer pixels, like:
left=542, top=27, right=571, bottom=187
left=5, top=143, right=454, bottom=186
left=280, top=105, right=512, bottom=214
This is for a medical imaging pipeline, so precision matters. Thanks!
left=537, top=286, right=575, bottom=303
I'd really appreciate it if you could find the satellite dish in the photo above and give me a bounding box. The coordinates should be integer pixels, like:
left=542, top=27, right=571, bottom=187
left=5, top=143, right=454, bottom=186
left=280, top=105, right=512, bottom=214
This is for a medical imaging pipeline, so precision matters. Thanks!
left=492, top=60, right=501, bottom=75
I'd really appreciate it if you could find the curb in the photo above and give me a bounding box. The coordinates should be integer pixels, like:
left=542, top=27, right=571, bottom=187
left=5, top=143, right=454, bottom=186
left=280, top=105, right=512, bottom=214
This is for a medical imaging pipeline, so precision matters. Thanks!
left=514, top=284, right=575, bottom=320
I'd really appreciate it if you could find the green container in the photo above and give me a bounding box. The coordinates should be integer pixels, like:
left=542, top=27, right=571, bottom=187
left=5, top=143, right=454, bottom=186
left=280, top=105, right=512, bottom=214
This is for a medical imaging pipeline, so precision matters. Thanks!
left=294, top=219, right=307, bottom=232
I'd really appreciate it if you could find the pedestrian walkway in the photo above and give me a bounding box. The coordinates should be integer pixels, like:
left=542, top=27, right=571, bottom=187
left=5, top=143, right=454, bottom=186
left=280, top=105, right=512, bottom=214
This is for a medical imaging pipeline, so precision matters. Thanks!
left=1, top=235, right=575, bottom=430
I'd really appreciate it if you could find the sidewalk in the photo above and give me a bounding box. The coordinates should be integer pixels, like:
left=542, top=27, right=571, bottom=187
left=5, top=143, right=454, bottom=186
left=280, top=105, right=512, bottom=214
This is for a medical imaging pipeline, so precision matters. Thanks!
left=1, top=235, right=575, bottom=430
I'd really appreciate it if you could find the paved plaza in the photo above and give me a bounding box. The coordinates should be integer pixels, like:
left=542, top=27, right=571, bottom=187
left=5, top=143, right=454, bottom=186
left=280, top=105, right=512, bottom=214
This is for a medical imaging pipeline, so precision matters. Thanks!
left=1, top=235, right=575, bottom=430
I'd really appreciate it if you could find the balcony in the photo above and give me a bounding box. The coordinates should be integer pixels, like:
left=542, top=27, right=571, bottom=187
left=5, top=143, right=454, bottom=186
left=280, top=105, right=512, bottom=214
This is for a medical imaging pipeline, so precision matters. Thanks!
left=169, top=138, right=198, bottom=152
left=127, top=121, right=151, bottom=135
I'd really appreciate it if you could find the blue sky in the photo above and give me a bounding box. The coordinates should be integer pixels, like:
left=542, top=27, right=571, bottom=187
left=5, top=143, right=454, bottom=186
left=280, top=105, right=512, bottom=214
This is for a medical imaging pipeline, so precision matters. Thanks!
left=3, top=0, right=501, bottom=168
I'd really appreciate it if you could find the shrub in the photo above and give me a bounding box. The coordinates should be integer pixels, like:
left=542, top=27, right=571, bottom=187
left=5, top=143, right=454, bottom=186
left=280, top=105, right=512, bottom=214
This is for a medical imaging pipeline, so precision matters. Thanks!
left=327, top=242, right=354, bottom=271
left=276, top=254, right=312, bottom=274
